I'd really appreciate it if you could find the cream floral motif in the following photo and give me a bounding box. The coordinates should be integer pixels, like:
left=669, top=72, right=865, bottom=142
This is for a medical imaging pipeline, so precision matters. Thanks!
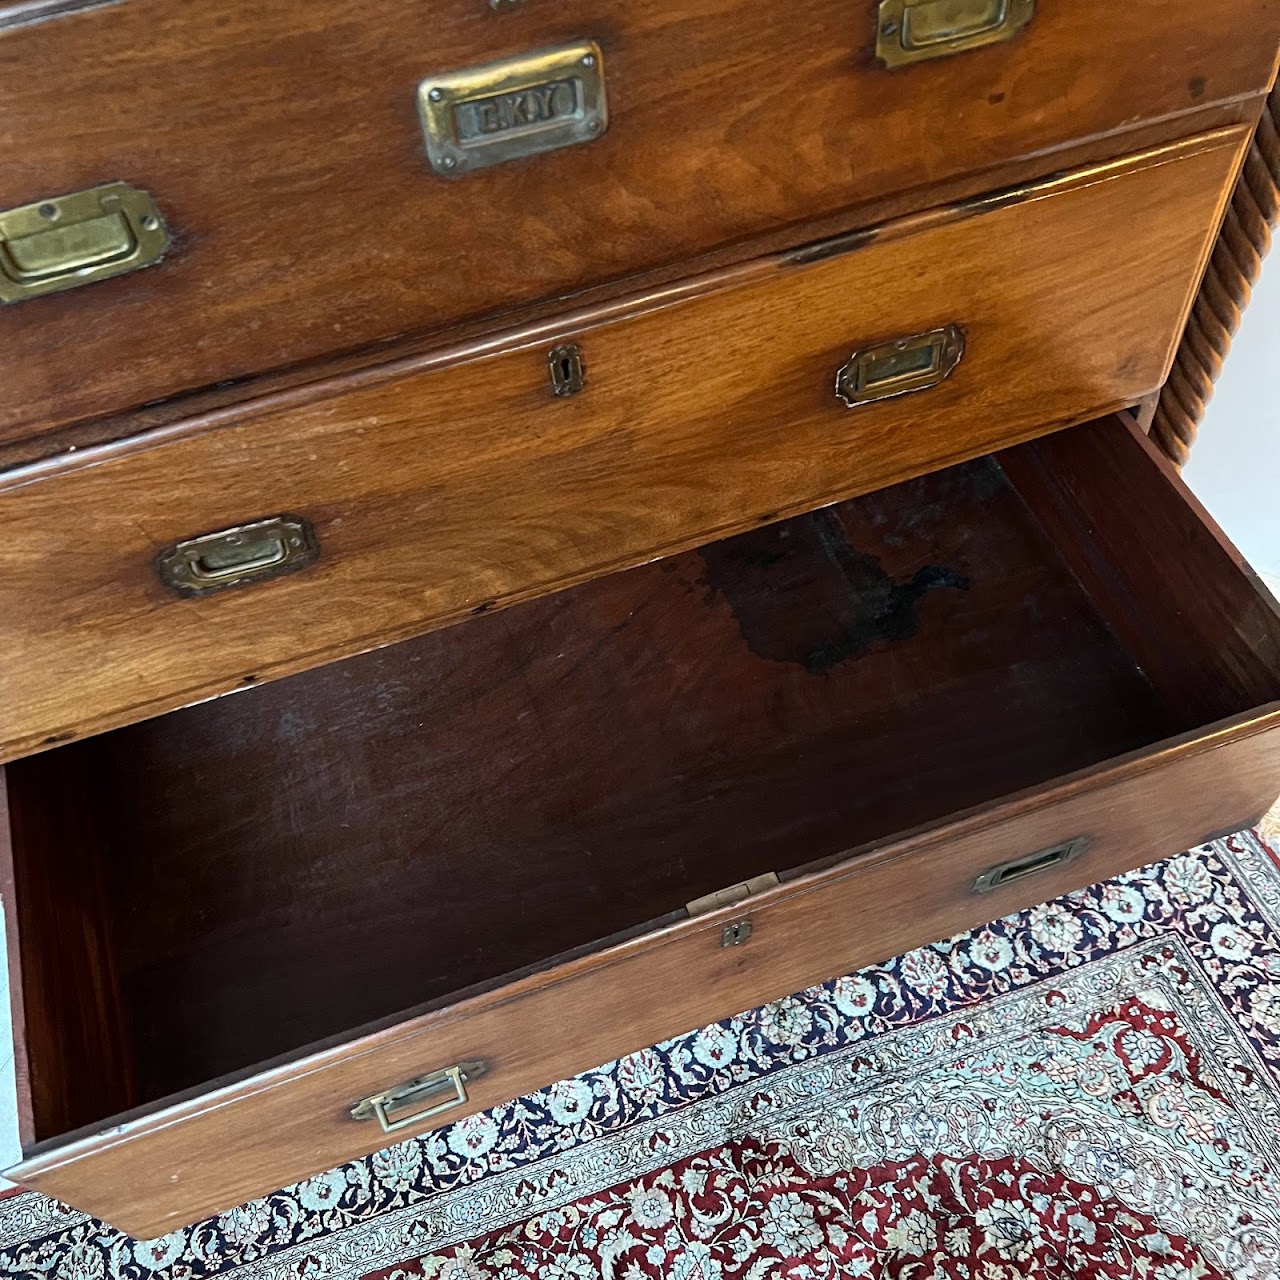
left=1, top=831, right=1279, bottom=1280
left=754, top=984, right=1280, bottom=1274
left=1261, top=794, right=1280, bottom=846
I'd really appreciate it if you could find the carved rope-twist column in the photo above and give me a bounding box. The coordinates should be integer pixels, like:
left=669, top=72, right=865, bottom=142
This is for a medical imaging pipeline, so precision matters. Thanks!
left=1152, top=89, right=1280, bottom=468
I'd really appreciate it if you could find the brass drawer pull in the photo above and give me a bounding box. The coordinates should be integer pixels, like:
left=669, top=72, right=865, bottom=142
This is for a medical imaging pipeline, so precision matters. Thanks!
left=836, top=325, right=964, bottom=407
left=972, top=836, right=1089, bottom=893
left=350, top=1061, right=488, bottom=1133
left=156, top=516, right=318, bottom=597
left=876, top=0, right=1035, bottom=68
left=0, top=183, right=169, bottom=304
left=418, top=42, right=608, bottom=177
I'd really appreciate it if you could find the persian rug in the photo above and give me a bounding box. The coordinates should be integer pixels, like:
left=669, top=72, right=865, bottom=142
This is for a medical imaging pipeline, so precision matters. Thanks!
left=5, top=827, right=1280, bottom=1280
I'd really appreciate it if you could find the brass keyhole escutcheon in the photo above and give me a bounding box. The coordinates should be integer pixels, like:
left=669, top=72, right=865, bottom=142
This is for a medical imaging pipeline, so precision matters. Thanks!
left=548, top=343, right=586, bottom=396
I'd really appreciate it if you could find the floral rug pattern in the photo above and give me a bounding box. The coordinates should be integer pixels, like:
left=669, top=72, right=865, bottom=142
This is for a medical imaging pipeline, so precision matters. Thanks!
left=3, top=828, right=1280, bottom=1280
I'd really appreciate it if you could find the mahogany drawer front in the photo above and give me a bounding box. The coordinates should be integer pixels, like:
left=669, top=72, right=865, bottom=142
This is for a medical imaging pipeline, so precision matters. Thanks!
left=1, top=0, right=1277, bottom=448
left=0, top=129, right=1250, bottom=764
left=5, top=414, right=1280, bottom=1236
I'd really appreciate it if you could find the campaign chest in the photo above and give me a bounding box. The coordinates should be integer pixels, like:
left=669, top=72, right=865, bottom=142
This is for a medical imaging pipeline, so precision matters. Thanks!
left=2, top=0, right=1279, bottom=1238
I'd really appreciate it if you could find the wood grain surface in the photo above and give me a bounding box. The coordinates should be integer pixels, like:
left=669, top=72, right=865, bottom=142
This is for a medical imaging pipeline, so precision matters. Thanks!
left=0, top=130, right=1249, bottom=764
left=1000, top=414, right=1280, bottom=721
left=0, top=755, right=136, bottom=1141
left=7, top=412, right=1280, bottom=1234
left=0, top=774, right=33, bottom=1147
left=0, top=98, right=1258, bottom=476
left=1, top=0, right=1275, bottom=445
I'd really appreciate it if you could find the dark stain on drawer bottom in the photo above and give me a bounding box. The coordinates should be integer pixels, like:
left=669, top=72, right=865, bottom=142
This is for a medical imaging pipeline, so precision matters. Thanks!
left=700, top=506, right=968, bottom=674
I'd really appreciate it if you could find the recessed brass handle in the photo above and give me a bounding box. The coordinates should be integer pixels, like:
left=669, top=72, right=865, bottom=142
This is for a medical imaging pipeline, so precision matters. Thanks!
left=351, top=1061, right=488, bottom=1133
left=156, top=516, right=318, bottom=597
left=972, top=836, right=1089, bottom=893
left=876, top=0, right=1034, bottom=68
left=835, top=325, right=964, bottom=407
left=0, top=182, right=169, bottom=303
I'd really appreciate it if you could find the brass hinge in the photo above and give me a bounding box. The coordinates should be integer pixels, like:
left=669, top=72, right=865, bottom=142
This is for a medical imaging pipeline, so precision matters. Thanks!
left=686, top=872, right=780, bottom=918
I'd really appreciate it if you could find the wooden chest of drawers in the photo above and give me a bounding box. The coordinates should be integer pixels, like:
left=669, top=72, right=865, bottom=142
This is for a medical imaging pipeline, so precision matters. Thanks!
left=1, top=0, right=1277, bottom=452
left=2, top=0, right=1279, bottom=1241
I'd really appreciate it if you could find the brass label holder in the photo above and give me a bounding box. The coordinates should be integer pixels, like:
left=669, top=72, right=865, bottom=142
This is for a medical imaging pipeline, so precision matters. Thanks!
left=156, top=516, right=318, bottom=597
left=836, top=325, right=965, bottom=408
left=418, top=41, right=608, bottom=176
left=876, top=0, right=1034, bottom=68
left=0, top=182, right=169, bottom=304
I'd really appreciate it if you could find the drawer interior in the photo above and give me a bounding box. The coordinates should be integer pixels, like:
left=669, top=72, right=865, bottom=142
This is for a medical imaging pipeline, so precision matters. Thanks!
left=6, top=414, right=1280, bottom=1149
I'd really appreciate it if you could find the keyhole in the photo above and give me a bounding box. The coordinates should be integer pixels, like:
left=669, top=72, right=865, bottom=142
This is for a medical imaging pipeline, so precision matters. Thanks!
left=548, top=343, right=585, bottom=396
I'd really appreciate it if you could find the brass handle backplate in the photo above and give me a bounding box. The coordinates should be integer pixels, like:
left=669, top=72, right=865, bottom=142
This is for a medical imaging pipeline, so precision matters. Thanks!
left=0, top=182, right=169, bottom=303
left=972, top=837, right=1090, bottom=894
left=835, top=325, right=964, bottom=407
left=156, top=515, right=318, bottom=597
left=351, top=1061, right=488, bottom=1133
left=876, top=0, right=1034, bottom=68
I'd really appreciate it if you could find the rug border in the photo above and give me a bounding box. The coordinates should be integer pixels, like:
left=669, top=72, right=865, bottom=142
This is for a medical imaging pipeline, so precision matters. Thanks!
left=5, top=826, right=1280, bottom=1276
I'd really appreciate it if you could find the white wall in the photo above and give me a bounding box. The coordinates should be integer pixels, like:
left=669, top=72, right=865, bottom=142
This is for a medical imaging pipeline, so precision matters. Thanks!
left=1184, top=256, right=1280, bottom=593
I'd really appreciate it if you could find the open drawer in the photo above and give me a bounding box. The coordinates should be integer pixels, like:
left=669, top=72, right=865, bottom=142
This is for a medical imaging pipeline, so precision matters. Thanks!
left=5, top=414, right=1280, bottom=1236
